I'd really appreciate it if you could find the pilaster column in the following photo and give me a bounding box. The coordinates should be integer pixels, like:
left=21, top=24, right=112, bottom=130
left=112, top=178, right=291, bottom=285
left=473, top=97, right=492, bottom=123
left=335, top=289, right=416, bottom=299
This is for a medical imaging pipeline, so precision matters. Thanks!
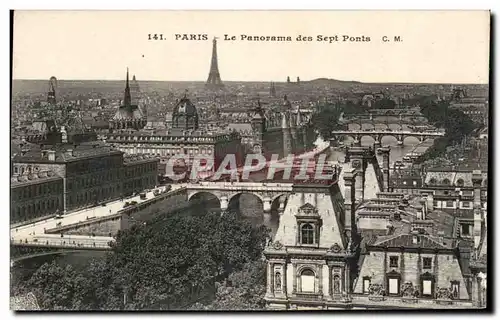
left=400, top=248, right=405, bottom=284
left=344, top=265, right=351, bottom=294
left=417, top=250, right=422, bottom=297
left=383, top=249, right=388, bottom=288
left=434, top=250, right=439, bottom=288
left=292, top=263, right=297, bottom=294
left=283, top=263, right=288, bottom=297
left=328, top=265, right=333, bottom=298
left=270, top=263, right=275, bottom=296
left=266, top=262, right=273, bottom=295
left=318, top=265, right=323, bottom=295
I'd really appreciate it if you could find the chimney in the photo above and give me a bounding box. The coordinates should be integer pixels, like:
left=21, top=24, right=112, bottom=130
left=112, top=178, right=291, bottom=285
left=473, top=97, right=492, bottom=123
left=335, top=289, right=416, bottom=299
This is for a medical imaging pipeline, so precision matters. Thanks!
left=412, top=234, right=420, bottom=244
left=472, top=170, right=483, bottom=249
left=47, top=150, right=56, bottom=161
left=420, top=199, right=428, bottom=220
left=378, top=147, right=391, bottom=192
left=343, top=168, right=357, bottom=239
left=426, top=192, right=434, bottom=211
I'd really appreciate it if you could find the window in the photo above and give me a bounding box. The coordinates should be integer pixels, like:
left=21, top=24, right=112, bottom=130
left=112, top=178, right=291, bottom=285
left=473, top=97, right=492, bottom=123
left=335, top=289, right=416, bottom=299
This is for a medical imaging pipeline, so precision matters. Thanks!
left=429, top=178, right=437, bottom=185
left=461, top=224, right=471, bottom=236
left=420, top=273, right=434, bottom=297
left=423, top=257, right=432, bottom=269
left=300, top=223, right=315, bottom=245
left=300, top=269, right=315, bottom=293
left=462, top=201, right=471, bottom=208
left=422, top=280, right=433, bottom=296
left=446, top=201, right=454, bottom=208
left=442, top=179, right=450, bottom=185
left=363, top=276, right=371, bottom=294
left=389, top=256, right=399, bottom=268
left=456, top=179, right=464, bottom=187
left=451, top=281, right=460, bottom=299
left=386, top=272, right=401, bottom=296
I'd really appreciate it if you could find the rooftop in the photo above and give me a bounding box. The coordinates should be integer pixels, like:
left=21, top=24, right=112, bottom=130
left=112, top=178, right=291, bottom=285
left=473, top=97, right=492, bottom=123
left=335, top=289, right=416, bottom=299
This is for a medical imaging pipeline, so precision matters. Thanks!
left=11, top=170, right=62, bottom=187
left=12, top=141, right=122, bottom=163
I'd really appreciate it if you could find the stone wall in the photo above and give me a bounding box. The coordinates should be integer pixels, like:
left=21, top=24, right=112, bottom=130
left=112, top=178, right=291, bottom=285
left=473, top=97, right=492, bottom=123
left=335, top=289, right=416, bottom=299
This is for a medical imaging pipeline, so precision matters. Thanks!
left=64, top=218, right=121, bottom=237
left=121, top=188, right=188, bottom=229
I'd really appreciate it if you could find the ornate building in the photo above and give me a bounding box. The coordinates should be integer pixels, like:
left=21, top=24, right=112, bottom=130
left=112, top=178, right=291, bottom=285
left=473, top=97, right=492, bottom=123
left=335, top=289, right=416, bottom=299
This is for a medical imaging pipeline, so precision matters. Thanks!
left=172, top=92, right=199, bottom=130
left=109, top=68, right=147, bottom=130
left=10, top=170, right=64, bottom=224
left=242, top=97, right=314, bottom=158
left=102, top=93, right=243, bottom=179
left=264, top=169, right=358, bottom=310
left=11, top=141, right=159, bottom=218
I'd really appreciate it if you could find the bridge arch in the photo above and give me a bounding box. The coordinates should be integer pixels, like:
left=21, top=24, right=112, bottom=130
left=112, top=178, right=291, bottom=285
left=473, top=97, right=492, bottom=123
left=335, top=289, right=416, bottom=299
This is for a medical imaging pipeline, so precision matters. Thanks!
left=227, top=191, right=265, bottom=204
left=187, top=191, right=221, bottom=212
left=402, top=135, right=421, bottom=144
left=12, top=250, right=81, bottom=263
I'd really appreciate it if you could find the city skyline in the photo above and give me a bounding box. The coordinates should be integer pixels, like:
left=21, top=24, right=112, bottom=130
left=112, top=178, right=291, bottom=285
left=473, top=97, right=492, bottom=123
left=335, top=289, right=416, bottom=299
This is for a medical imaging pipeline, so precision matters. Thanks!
left=13, top=11, right=490, bottom=84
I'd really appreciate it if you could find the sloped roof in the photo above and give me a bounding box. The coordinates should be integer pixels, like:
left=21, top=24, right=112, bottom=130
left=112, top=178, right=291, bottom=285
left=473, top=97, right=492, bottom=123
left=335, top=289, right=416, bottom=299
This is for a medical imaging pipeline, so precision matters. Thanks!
left=372, top=233, right=453, bottom=250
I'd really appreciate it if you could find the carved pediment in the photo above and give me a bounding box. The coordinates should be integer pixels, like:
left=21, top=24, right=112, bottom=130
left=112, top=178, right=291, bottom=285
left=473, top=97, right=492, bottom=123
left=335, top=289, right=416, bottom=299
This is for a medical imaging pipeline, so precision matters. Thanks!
left=297, top=203, right=319, bottom=217
left=328, top=243, right=343, bottom=253
left=272, top=241, right=284, bottom=250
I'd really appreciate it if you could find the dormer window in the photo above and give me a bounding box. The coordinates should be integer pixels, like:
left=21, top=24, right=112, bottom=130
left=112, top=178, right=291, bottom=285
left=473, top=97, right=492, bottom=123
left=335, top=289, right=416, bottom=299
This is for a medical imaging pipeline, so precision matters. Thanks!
left=295, top=203, right=322, bottom=247
left=301, top=224, right=315, bottom=244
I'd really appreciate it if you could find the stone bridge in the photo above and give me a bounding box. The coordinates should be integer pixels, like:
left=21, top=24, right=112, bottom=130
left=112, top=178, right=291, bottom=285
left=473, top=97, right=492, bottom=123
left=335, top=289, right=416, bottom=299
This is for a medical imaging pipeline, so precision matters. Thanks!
left=331, top=130, right=444, bottom=146
left=10, top=241, right=112, bottom=263
left=186, top=181, right=293, bottom=212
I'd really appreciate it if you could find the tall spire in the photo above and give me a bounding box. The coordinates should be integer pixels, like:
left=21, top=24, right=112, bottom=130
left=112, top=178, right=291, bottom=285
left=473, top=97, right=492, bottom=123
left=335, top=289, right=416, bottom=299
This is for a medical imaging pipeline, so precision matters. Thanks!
left=206, top=37, right=224, bottom=89
left=123, top=67, right=131, bottom=106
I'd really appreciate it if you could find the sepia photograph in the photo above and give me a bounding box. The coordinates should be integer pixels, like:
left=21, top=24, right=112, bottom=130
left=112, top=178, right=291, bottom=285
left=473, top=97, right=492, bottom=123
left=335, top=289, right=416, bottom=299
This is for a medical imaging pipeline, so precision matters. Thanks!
left=9, top=10, right=490, bottom=311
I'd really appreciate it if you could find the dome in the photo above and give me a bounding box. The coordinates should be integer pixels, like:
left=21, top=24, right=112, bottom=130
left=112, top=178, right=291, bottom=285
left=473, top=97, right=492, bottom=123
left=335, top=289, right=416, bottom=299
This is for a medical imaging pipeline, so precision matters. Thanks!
left=282, top=95, right=292, bottom=110
left=173, top=96, right=197, bottom=117
left=172, top=94, right=199, bottom=130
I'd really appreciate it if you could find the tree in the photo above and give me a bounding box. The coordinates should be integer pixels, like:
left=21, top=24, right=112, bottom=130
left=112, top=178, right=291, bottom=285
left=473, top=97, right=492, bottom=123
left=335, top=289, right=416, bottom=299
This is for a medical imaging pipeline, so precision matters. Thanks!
left=20, top=208, right=269, bottom=310
left=310, top=103, right=343, bottom=140
left=416, top=98, right=477, bottom=163
left=27, top=261, right=84, bottom=310
left=191, top=260, right=267, bottom=310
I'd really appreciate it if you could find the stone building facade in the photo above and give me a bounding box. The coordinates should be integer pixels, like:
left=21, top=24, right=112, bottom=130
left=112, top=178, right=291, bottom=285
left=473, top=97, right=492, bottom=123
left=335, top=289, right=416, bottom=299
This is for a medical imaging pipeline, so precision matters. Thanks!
left=11, top=142, right=159, bottom=219
left=10, top=171, right=64, bottom=224
left=264, top=169, right=358, bottom=310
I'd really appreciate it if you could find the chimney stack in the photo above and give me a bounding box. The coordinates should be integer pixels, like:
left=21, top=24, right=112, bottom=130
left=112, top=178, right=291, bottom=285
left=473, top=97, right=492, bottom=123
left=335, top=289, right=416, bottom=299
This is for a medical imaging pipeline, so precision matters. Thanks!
left=377, top=147, right=391, bottom=192
left=426, top=192, right=434, bottom=211
left=349, top=147, right=366, bottom=203
left=343, top=168, right=357, bottom=241
left=47, top=150, right=56, bottom=161
left=472, top=170, right=483, bottom=249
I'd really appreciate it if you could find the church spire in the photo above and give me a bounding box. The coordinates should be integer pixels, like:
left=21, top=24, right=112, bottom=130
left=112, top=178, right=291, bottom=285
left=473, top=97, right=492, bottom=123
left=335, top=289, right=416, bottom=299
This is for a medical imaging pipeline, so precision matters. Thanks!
left=123, top=67, right=131, bottom=106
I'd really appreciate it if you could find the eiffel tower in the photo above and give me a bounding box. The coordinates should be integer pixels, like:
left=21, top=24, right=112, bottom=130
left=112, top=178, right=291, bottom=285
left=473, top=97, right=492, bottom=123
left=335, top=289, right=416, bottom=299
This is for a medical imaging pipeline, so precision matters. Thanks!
left=206, top=37, right=224, bottom=89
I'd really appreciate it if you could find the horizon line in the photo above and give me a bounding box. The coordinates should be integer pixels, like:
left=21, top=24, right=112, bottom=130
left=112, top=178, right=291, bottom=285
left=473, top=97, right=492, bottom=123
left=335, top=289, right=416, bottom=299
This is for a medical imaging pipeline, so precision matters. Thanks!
left=11, top=78, right=489, bottom=86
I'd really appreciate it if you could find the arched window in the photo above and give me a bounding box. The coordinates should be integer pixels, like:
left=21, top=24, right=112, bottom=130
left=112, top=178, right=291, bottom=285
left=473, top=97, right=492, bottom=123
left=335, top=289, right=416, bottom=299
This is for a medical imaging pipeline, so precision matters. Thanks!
left=301, top=223, right=315, bottom=245
left=429, top=178, right=437, bottom=185
left=442, top=179, right=450, bottom=185
left=456, top=179, right=464, bottom=187
left=300, top=269, right=316, bottom=293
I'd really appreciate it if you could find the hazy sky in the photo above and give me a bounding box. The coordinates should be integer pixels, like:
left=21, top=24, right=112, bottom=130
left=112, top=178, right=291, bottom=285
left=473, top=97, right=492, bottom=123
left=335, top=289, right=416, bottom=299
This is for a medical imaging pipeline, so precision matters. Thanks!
left=13, top=11, right=490, bottom=83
